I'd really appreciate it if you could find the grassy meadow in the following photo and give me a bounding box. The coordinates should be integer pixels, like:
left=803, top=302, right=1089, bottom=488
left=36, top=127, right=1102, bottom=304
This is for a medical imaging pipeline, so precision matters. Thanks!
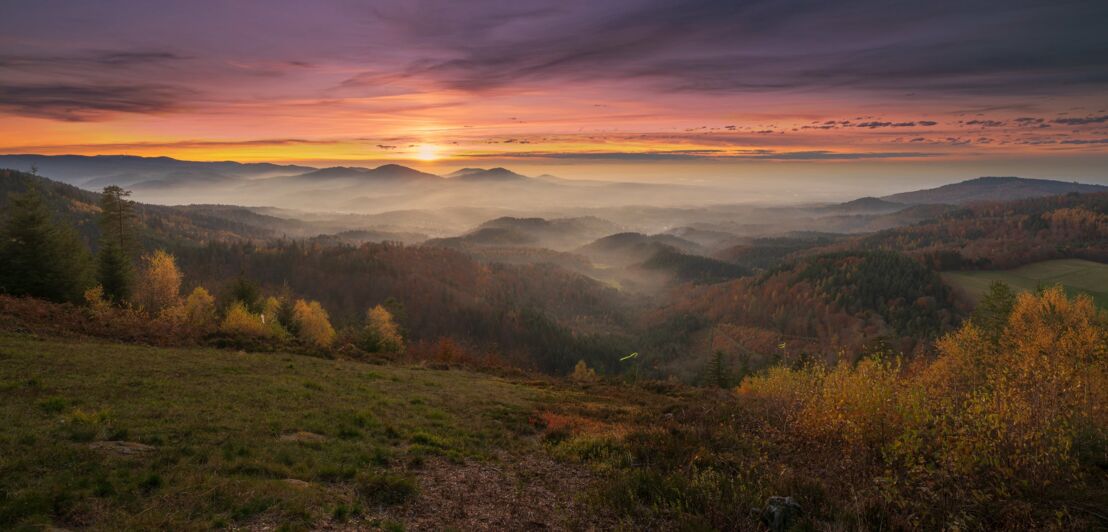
left=944, top=258, right=1108, bottom=307
left=0, top=334, right=601, bottom=530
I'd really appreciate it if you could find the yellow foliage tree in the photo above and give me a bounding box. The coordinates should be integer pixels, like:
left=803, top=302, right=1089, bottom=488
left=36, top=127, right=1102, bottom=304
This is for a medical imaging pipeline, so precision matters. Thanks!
left=259, top=296, right=291, bottom=338
left=292, top=299, right=335, bottom=348
left=220, top=301, right=266, bottom=337
left=183, top=286, right=216, bottom=328
left=134, top=249, right=182, bottom=314
left=361, top=304, right=403, bottom=353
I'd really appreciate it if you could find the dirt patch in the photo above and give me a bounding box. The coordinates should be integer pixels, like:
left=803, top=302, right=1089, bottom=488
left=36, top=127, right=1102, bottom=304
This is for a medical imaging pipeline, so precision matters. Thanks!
left=88, top=440, right=156, bottom=455
left=352, top=452, right=610, bottom=531
left=278, top=431, right=327, bottom=443
left=534, top=411, right=630, bottom=438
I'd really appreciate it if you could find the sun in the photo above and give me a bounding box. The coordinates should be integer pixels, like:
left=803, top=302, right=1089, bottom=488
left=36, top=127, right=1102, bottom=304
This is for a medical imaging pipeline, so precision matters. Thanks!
left=415, top=144, right=439, bottom=161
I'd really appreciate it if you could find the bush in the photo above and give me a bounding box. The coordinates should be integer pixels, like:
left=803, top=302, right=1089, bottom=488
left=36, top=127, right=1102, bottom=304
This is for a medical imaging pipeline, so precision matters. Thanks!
left=355, top=471, right=417, bottom=506
left=570, top=360, right=598, bottom=383
left=220, top=301, right=267, bottom=338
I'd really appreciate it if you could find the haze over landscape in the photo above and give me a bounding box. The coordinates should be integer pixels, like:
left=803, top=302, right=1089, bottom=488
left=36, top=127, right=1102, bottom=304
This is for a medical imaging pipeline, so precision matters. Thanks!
left=0, top=1, right=1106, bottom=530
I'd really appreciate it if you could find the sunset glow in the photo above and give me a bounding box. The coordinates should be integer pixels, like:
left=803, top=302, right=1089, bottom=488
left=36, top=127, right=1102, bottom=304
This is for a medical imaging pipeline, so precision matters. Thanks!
left=0, top=1, right=1105, bottom=189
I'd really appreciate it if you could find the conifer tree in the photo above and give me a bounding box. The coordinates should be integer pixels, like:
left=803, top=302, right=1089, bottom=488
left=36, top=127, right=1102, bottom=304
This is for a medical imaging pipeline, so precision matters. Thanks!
left=96, top=186, right=136, bottom=304
left=970, top=281, right=1016, bottom=342
left=706, top=350, right=730, bottom=388
left=0, top=188, right=91, bottom=302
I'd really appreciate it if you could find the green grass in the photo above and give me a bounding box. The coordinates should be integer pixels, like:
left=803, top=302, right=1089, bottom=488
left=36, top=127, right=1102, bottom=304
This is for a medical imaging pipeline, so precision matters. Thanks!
left=943, top=258, right=1108, bottom=308
left=0, top=334, right=551, bottom=530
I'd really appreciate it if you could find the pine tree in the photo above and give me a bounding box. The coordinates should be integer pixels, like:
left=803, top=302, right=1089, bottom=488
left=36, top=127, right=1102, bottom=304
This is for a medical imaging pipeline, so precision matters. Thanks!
left=0, top=188, right=92, bottom=302
left=970, top=281, right=1016, bottom=342
left=96, top=186, right=136, bottom=304
left=706, top=350, right=730, bottom=388
left=226, top=274, right=261, bottom=313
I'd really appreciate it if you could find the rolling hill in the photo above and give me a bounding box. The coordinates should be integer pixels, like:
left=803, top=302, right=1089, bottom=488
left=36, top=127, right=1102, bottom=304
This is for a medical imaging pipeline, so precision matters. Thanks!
left=426, top=216, right=622, bottom=251
left=882, top=176, right=1108, bottom=205
left=445, top=167, right=529, bottom=181
left=575, top=232, right=704, bottom=267
left=0, top=154, right=312, bottom=189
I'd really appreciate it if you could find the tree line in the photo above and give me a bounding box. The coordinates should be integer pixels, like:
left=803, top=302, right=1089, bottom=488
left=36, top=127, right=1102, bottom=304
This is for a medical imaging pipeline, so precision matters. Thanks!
left=0, top=185, right=404, bottom=356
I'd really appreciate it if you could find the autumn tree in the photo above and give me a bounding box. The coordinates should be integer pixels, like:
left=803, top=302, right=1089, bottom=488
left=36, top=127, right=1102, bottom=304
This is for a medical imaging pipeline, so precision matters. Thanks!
left=0, top=187, right=91, bottom=302
left=361, top=304, right=403, bottom=353
left=292, top=299, right=335, bottom=348
left=183, top=286, right=216, bottom=328
left=220, top=301, right=266, bottom=337
left=134, top=249, right=182, bottom=314
left=96, top=186, right=136, bottom=304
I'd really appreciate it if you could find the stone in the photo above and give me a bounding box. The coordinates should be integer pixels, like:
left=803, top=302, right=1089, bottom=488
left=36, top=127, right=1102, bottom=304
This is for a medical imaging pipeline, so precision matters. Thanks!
left=760, top=496, right=802, bottom=532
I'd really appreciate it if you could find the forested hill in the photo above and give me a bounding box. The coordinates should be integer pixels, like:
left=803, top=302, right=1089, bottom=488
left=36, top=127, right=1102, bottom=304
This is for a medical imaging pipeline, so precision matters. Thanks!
left=0, top=169, right=281, bottom=248
left=882, top=176, right=1108, bottom=205
left=811, top=192, right=1108, bottom=269
left=173, top=240, right=638, bottom=374
left=645, top=250, right=960, bottom=379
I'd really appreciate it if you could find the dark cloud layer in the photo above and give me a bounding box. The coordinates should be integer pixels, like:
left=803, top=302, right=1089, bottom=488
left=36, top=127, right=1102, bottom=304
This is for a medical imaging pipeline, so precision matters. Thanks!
left=0, top=83, right=189, bottom=121
left=364, top=0, right=1108, bottom=96
left=1054, top=115, right=1108, bottom=125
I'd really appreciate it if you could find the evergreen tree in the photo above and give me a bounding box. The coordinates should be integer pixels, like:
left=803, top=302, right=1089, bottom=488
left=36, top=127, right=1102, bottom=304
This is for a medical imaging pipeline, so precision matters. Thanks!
left=0, top=188, right=92, bottom=302
left=705, top=350, right=731, bottom=388
left=226, top=274, right=262, bottom=313
left=96, top=186, right=136, bottom=304
left=970, top=281, right=1016, bottom=342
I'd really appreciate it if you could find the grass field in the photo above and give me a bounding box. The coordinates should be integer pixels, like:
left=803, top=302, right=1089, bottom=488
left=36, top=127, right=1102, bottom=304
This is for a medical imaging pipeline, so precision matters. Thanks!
left=943, top=258, right=1108, bottom=308
left=1, top=328, right=1104, bottom=530
left=0, top=333, right=635, bottom=530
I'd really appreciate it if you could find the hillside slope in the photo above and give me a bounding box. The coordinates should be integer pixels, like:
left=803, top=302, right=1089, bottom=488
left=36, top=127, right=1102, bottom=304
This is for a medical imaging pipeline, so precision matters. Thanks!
left=883, top=176, right=1107, bottom=204
left=0, top=333, right=626, bottom=530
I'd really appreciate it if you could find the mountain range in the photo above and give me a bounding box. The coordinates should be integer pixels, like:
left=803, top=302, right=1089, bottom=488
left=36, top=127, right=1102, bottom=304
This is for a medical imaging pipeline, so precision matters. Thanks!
left=3, top=154, right=1105, bottom=213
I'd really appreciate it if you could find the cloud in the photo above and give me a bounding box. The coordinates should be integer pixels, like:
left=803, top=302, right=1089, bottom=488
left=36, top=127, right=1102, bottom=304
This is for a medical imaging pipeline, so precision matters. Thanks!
left=460, top=149, right=935, bottom=161
left=856, top=121, right=921, bottom=128
left=0, top=50, right=189, bottom=70
left=1053, top=115, right=1108, bottom=125
left=963, top=119, right=1006, bottom=127
left=2, top=138, right=341, bottom=152
left=1059, top=138, right=1108, bottom=144
left=0, top=83, right=190, bottom=121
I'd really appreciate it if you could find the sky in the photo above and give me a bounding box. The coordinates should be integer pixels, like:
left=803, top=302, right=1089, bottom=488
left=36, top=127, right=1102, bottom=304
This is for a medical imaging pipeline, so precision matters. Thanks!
left=1, top=0, right=1107, bottom=188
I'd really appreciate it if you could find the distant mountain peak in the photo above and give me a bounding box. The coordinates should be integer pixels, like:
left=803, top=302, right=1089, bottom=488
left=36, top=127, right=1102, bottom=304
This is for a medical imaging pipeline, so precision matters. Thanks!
left=447, top=167, right=527, bottom=181
left=297, top=164, right=439, bottom=181
left=882, top=176, right=1107, bottom=205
